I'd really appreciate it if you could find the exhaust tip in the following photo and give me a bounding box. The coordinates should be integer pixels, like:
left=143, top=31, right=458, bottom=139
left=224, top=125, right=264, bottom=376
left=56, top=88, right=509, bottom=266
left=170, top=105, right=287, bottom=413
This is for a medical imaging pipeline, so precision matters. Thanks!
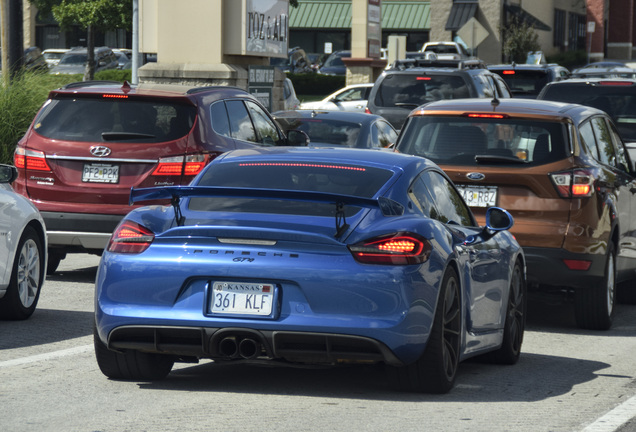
left=238, top=338, right=259, bottom=359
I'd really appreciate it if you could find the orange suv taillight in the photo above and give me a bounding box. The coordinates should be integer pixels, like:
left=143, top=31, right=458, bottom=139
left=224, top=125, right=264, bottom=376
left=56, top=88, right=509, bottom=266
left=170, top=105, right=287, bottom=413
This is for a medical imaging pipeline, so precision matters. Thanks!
left=151, top=154, right=209, bottom=177
left=14, top=148, right=51, bottom=171
left=550, top=169, right=594, bottom=198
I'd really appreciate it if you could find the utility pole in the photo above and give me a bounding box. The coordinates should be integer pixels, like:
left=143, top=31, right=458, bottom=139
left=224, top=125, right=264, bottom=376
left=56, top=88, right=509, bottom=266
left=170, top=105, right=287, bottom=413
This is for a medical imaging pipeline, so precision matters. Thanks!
left=1, top=0, right=23, bottom=84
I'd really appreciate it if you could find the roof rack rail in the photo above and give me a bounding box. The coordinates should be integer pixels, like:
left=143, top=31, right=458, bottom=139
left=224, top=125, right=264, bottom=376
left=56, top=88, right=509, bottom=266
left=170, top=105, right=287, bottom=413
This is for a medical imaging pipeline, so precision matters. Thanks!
left=60, top=80, right=123, bottom=90
left=389, top=58, right=486, bottom=71
left=186, top=85, right=245, bottom=95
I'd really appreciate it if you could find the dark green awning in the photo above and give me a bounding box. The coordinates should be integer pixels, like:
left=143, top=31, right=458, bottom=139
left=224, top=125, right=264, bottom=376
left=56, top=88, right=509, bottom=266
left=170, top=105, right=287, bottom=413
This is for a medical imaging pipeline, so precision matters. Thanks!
left=290, top=1, right=430, bottom=30
left=445, top=2, right=478, bottom=31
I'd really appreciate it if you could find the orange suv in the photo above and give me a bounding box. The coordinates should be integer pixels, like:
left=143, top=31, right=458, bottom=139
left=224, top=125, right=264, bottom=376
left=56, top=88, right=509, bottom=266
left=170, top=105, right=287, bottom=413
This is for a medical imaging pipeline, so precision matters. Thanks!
left=395, top=98, right=636, bottom=330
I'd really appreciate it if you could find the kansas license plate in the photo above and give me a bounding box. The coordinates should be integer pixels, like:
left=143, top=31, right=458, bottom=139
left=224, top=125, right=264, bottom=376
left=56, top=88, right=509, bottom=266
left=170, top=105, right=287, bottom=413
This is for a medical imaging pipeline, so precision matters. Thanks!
left=82, top=163, right=119, bottom=184
left=211, top=282, right=274, bottom=316
left=456, top=185, right=497, bottom=207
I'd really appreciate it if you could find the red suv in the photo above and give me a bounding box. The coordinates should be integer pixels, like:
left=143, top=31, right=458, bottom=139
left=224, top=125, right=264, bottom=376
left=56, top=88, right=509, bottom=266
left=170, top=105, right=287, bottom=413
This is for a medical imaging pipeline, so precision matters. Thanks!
left=14, top=81, right=306, bottom=273
left=395, top=98, right=636, bottom=330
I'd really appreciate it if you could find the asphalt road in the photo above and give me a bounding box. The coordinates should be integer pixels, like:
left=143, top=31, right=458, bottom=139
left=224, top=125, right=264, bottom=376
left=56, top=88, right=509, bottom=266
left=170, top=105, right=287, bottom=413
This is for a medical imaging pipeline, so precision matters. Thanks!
left=1, top=254, right=636, bottom=432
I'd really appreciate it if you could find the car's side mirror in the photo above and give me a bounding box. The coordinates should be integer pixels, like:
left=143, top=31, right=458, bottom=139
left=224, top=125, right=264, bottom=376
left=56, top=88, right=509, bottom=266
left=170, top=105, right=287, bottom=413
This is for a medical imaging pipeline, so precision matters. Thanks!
left=0, top=164, right=18, bottom=183
left=485, top=207, right=514, bottom=231
left=287, top=129, right=309, bottom=146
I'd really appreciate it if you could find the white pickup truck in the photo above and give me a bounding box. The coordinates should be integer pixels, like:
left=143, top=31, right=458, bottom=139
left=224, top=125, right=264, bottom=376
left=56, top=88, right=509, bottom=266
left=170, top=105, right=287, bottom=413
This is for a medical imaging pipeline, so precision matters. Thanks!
left=420, top=42, right=470, bottom=60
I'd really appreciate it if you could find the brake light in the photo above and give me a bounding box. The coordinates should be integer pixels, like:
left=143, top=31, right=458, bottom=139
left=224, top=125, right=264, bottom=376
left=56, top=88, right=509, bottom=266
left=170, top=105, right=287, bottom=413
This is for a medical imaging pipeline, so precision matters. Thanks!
left=107, top=220, right=154, bottom=254
left=349, top=233, right=431, bottom=265
left=416, top=77, right=432, bottom=81
left=365, top=107, right=372, bottom=114
left=151, top=154, right=209, bottom=176
left=550, top=169, right=594, bottom=198
left=14, top=148, right=51, bottom=171
left=465, top=113, right=508, bottom=119
left=502, top=70, right=515, bottom=75
left=102, top=94, right=128, bottom=99
left=599, top=81, right=634, bottom=86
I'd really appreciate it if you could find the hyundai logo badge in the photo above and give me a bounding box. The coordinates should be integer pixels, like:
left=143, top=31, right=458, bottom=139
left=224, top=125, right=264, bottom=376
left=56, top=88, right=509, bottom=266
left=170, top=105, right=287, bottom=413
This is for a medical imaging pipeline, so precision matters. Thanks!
left=90, top=146, right=112, bottom=157
left=466, top=172, right=485, bottom=181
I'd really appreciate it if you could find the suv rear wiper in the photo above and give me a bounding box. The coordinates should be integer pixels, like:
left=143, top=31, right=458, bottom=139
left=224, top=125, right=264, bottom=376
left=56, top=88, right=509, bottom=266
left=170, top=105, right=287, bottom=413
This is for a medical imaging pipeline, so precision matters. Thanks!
left=102, top=132, right=156, bottom=141
left=394, top=103, right=421, bottom=108
left=475, top=154, right=528, bottom=164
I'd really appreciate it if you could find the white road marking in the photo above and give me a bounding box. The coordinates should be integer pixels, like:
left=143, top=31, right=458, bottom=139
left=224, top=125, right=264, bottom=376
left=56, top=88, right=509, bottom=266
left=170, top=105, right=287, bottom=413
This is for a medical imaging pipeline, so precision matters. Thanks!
left=581, top=395, right=636, bottom=432
left=0, top=344, right=93, bottom=369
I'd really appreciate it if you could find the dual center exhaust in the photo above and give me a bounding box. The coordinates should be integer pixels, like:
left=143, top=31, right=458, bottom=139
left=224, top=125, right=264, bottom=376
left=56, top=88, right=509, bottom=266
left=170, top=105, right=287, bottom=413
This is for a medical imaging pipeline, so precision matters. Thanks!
left=217, top=336, right=261, bottom=359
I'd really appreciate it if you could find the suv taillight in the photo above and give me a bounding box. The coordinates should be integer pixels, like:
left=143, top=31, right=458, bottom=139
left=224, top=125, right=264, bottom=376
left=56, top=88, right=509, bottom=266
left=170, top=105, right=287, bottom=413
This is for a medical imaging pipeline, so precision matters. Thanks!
left=151, top=154, right=209, bottom=176
left=14, top=148, right=51, bottom=171
left=550, top=169, right=594, bottom=198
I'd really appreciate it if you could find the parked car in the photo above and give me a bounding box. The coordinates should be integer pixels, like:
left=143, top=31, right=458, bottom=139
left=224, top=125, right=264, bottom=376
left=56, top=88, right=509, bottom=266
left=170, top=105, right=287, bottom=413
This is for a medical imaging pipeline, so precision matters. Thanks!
left=0, top=164, right=47, bottom=320
left=42, top=48, right=69, bottom=68
left=273, top=110, right=397, bottom=149
left=420, top=41, right=470, bottom=60
left=22, top=47, right=49, bottom=72
left=112, top=48, right=132, bottom=70
left=93, top=147, right=525, bottom=393
left=538, top=78, right=636, bottom=144
left=395, top=97, right=636, bottom=330
left=488, top=63, right=571, bottom=98
left=299, top=83, right=373, bottom=112
left=49, top=46, right=119, bottom=75
left=318, top=50, right=350, bottom=76
left=367, top=58, right=512, bottom=130
left=570, top=66, right=636, bottom=79
left=270, top=47, right=313, bottom=74
left=14, top=81, right=308, bottom=274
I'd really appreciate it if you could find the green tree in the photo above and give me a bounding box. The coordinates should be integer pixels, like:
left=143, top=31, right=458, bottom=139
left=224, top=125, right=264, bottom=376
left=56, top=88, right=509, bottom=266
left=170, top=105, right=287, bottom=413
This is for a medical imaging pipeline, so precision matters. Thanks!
left=28, top=0, right=132, bottom=81
left=502, top=17, right=541, bottom=64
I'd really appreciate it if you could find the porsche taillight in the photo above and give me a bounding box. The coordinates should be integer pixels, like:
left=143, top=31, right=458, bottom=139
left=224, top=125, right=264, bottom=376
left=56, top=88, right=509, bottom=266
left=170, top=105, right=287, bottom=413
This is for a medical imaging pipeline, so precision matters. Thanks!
left=107, top=220, right=155, bottom=254
left=151, top=154, right=209, bottom=176
left=14, top=148, right=51, bottom=171
left=550, top=169, right=594, bottom=198
left=349, top=233, right=431, bottom=265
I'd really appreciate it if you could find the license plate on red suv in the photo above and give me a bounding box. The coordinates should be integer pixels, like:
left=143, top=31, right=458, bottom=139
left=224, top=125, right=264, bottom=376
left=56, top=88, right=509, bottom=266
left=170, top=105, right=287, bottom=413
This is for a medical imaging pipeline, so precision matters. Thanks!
left=82, top=163, right=120, bottom=184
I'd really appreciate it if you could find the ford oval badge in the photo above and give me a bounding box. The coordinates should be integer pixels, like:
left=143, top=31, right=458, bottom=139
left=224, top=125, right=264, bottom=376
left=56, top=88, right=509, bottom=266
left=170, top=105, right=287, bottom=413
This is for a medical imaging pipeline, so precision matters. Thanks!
left=467, top=172, right=485, bottom=181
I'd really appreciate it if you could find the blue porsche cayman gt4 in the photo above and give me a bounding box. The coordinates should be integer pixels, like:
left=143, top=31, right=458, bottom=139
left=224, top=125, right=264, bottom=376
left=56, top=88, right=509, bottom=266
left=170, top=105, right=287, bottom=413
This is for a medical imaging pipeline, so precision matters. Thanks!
left=94, top=147, right=526, bottom=393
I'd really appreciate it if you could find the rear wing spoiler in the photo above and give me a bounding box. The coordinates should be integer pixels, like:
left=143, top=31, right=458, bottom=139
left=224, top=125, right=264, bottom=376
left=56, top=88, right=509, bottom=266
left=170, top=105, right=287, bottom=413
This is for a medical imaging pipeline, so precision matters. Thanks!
left=129, top=186, right=404, bottom=237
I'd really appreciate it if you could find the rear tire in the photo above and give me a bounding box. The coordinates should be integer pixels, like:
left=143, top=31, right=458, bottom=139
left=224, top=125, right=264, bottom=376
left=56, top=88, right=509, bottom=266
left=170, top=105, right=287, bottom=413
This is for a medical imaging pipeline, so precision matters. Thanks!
left=94, top=324, right=174, bottom=380
left=0, top=227, right=45, bottom=320
left=388, top=267, right=461, bottom=394
left=481, top=260, right=526, bottom=364
left=575, top=242, right=615, bottom=330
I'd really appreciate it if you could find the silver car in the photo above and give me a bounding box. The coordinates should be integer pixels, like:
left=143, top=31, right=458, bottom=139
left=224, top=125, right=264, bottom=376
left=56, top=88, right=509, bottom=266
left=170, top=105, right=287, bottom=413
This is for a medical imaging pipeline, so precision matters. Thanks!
left=0, top=164, right=47, bottom=320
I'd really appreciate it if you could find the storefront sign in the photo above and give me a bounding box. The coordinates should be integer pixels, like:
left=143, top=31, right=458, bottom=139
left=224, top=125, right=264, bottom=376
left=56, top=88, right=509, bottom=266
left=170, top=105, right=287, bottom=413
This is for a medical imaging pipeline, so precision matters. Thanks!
left=225, top=0, right=288, bottom=58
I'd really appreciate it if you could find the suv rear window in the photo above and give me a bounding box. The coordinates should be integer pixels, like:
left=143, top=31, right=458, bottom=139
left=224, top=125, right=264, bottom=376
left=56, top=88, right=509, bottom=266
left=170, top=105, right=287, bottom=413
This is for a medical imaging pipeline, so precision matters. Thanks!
left=374, top=74, right=470, bottom=108
left=495, top=70, right=549, bottom=97
left=33, top=98, right=196, bottom=143
left=541, top=83, right=636, bottom=141
left=397, top=116, right=568, bottom=166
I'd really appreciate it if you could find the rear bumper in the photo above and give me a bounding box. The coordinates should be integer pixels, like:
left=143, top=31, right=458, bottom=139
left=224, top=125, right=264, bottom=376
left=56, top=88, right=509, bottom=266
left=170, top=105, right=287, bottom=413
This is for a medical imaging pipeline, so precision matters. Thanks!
left=524, top=246, right=606, bottom=289
left=42, top=212, right=123, bottom=251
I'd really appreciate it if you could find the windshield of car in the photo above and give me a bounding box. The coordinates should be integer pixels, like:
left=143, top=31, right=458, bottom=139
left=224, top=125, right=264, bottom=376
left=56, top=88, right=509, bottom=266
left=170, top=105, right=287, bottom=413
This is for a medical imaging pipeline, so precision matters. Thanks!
left=33, top=97, right=196, bottom=143
left=189, top=161, right=393, bottom=216
left=375, top=74, right=469, bottom=108
left=541, top=83, right=636, bottom=141
left=275, top=118, right=361, bottom=147
left=496, top=70, right=549, bottom=96
left=424, top=45, right=459, bottom=54
left=397, top=116, right=568, bottom=166
left=323, top=53, right=347, bottom=67
left=58, top=54, right=87, bottom=65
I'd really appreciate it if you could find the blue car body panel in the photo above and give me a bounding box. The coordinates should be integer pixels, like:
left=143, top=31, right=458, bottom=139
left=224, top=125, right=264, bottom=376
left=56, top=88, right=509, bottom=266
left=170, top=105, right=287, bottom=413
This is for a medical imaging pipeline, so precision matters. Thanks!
left=95, top=147, right=524, bottom=367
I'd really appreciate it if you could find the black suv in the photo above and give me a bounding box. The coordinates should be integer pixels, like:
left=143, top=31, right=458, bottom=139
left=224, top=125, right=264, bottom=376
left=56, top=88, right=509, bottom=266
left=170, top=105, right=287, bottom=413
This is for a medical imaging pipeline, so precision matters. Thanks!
left=366, top=59, right=512, bottom=130
left=488, top=63, right=570, bottom=98
left=538, top=78, right=636, bottom=143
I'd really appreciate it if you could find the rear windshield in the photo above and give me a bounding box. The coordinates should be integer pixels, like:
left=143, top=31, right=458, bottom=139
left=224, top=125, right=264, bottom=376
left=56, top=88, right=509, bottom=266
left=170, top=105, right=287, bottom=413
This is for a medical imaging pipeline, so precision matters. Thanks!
left=189, top=161, right=393, bottom=216
left=33, top=97, right=196, bottom=143
left=541, top=83, right=636, bottom=141
left=397, top=116, right=568, bottom=166
left=275, top=117, right=361, bottom=147
left=495, top=70, right=548, bottom=96
left=374, top=74, right=470, bottom=108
